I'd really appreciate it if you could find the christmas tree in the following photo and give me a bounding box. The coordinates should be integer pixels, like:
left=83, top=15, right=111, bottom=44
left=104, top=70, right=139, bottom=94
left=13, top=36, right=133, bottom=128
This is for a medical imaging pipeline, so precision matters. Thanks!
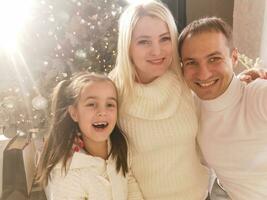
left=0, top=0, right=125, bottom=138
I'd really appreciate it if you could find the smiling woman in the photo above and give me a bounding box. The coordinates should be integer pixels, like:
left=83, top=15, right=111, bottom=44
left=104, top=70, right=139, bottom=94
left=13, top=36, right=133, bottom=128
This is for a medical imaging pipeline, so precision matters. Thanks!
left=110, top=1, right=209, bottom=199
left=0, top=0, right=34, bottom=52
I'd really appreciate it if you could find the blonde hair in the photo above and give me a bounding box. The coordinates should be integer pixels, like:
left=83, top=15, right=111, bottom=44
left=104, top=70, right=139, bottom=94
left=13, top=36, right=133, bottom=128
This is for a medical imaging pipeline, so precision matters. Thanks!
left=110, top=0, right=182, bottom=107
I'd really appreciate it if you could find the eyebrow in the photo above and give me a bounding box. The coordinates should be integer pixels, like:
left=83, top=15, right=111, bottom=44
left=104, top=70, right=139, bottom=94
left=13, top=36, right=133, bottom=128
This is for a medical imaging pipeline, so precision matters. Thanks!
left=182, top=51, right=223, bottom=62
left=206, top=51, right=223, bottom=58
left=134, top=32, right=170, bottom=40
left=182, top=56, right=195, bottom=63
left=84, top=96, right=117, bottom=102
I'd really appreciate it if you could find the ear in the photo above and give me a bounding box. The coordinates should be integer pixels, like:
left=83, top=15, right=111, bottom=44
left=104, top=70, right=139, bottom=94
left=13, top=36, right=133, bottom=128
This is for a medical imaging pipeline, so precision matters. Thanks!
left=231, top=48, right=238, bottom=67
left=68, top=105, right=78, bottom=122
left=180, top=61, right=185, bottom=74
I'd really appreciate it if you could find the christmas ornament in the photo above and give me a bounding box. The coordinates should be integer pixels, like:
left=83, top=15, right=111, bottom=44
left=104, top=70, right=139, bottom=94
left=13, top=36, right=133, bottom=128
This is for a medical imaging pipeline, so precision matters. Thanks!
left=32, top=95, right=48, bottom=110
left=75, top=49, right=87, bottom=59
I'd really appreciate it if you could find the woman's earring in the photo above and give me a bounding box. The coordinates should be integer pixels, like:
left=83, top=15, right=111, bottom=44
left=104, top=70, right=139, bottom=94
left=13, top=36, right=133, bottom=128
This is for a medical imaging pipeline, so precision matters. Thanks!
left=76, top=132, right=84, bottom=148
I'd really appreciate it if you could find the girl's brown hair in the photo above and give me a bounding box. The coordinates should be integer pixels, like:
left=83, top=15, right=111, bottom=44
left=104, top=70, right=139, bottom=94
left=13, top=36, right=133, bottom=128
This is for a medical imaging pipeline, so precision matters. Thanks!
left=36, top=72, right=128, bottom=186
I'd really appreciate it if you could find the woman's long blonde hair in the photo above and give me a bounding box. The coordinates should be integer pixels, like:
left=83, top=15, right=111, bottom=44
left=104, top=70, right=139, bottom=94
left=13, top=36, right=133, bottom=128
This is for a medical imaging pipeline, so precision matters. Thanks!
left=110, top=0, right=183, bottom=108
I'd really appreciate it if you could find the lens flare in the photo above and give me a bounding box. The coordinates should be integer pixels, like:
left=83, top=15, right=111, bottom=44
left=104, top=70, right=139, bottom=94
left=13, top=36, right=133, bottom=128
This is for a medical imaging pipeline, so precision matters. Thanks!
left=0, top=0, right=34, bottom=52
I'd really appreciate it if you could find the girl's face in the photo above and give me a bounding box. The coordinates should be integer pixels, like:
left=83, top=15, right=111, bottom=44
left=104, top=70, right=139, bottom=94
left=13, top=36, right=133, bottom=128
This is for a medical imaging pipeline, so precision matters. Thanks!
left=69, top=80, right=117, bottom=147
left=130, top=16, right=173, bottom=84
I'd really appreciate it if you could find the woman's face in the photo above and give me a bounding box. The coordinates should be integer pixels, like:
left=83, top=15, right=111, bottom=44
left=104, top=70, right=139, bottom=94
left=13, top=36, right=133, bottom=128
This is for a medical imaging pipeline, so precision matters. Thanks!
left=130, top=16, right=173, bottom=84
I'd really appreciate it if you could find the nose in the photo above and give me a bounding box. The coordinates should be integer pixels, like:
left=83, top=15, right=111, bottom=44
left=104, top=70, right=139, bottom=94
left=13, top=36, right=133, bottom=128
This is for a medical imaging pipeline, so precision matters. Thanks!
left=150, top=42, right=161, bottom=56
left=196, top=63, right=213, bottom=80
left=97, top=112, right=106, bottom=117
left=97, top=107, right=107, bottom=117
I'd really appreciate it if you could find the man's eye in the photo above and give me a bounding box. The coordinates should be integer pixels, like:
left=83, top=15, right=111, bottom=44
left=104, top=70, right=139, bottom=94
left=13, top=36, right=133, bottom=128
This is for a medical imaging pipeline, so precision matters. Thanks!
left=209, top=57, right=221, bottom=63
left=184, top=61, right=197, bottom=67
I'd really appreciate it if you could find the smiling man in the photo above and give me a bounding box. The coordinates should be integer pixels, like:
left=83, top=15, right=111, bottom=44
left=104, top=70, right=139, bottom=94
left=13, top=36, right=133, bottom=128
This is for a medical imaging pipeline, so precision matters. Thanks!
left=178, top=17, right=267, bottom=200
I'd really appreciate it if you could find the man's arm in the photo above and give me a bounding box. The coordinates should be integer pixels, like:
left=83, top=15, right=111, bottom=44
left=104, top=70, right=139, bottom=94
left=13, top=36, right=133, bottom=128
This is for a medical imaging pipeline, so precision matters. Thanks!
left=247, top=79, right=267, bottom=120
left=238, top=68, right=267, bottom=83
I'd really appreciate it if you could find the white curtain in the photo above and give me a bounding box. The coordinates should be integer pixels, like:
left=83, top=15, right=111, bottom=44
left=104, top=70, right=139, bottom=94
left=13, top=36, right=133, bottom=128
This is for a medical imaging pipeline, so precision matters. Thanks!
left=233, top=0, right=267, bottom=71
left=260, top=2, right=267, bottom=68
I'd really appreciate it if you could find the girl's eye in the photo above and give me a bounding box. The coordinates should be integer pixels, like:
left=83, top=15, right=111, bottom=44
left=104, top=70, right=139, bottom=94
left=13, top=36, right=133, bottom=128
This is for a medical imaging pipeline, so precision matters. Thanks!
left=86, top=103, right=96, bottom=107
left=107, top=103, right=116, bottom=108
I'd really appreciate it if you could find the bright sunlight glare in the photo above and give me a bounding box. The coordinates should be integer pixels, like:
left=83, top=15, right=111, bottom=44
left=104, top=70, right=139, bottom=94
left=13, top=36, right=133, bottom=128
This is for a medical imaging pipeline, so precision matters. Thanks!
left=0, top=0, right=34, bottom=52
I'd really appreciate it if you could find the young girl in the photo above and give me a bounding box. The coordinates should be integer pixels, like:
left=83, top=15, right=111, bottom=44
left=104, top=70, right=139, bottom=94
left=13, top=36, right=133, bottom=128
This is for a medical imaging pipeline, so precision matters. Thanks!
left=36, top=73, right=128, bottom=200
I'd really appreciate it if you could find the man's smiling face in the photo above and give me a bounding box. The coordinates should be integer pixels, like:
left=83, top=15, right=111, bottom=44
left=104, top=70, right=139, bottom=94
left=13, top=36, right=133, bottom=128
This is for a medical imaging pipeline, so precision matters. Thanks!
left=181, top=31, right=237, bottom=100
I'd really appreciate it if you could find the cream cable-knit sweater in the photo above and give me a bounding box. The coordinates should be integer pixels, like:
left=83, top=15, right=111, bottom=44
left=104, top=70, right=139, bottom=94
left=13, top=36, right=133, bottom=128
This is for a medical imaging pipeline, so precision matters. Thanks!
left=119, top=70, right=209, bottom=200
left=45, top=150, right=127, bottom=200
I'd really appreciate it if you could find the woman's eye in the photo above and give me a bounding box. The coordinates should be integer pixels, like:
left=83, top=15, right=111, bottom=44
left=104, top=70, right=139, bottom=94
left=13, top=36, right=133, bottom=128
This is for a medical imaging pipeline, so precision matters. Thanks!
left=138, top=40, right=150, bottom=45
left=160, top=36, right=171, bottom=42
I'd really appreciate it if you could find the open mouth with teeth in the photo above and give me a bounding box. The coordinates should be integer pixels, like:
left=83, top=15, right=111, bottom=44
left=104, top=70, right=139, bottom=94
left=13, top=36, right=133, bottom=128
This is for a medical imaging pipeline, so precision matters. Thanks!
left=92, top=122, right=109, bottom=129
left=196, top=79, right=218, bottom=88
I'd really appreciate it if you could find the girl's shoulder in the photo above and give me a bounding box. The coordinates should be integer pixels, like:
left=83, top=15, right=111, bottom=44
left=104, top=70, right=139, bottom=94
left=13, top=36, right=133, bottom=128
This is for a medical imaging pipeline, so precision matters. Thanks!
left=70, top=151, right=109, bottom=170
left=53, top=150, right=106, bottom=171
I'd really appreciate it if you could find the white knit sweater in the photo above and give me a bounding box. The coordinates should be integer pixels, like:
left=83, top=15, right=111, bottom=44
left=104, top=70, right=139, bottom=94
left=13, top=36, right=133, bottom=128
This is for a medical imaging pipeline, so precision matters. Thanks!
left=197, top=76, right=267, bottom=200
left=45, top=150, right=127, bottom=200
left=119, top=70, right=209, bottom=200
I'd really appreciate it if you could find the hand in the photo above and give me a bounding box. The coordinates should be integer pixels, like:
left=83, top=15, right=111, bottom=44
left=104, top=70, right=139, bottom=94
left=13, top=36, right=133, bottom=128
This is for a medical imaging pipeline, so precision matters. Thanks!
left=238, top=68, right=267, bottom=83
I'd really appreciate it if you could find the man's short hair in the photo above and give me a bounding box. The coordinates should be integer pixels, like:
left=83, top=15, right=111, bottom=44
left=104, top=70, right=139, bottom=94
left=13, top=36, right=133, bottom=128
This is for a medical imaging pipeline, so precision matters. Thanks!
left=178, top=17, right=233, bottom=58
